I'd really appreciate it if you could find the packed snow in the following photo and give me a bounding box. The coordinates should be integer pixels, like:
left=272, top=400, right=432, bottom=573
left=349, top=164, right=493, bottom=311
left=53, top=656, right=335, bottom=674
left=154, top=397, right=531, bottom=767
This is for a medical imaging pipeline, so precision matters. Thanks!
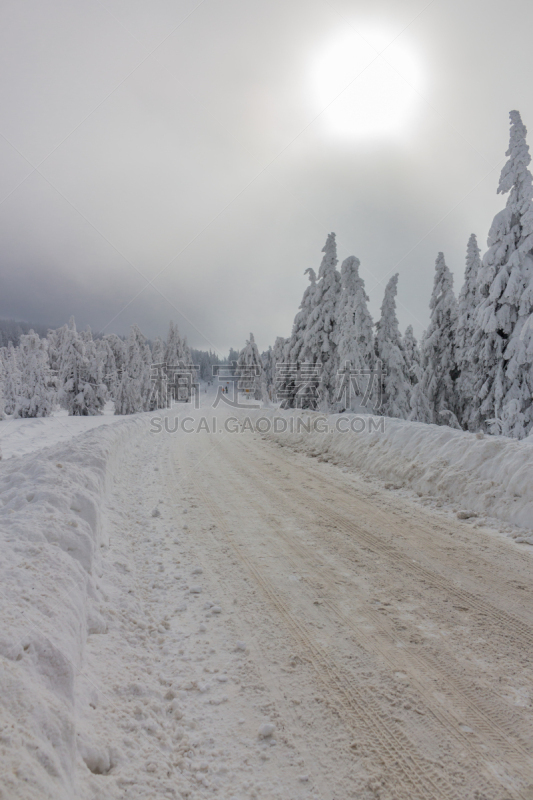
left=0, top=404, right=132, bottom=460
left=265, top=409, right=533, bottom=538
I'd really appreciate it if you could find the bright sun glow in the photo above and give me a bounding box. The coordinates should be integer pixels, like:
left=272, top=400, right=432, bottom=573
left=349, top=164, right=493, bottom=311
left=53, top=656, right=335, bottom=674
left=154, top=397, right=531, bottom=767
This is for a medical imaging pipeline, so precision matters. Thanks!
left=312, top=28, right=424, bottom=139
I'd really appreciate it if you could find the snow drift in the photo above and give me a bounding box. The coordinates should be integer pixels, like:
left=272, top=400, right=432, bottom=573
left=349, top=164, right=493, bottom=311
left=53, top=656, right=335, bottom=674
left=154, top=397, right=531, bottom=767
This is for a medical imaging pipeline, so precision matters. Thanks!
left=0, top=417, right=144, bottom=799
left=266, top=411, right=533, bottom=538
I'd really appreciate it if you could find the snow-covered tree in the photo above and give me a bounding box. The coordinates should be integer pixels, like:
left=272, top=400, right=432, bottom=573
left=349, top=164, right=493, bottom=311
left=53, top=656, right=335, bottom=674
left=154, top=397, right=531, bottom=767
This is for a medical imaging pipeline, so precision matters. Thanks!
left=149, top=336, right=168, bottom=410
left=374, top=274, right=411, bottom=418
left=280, top=268, right=318, bottom=408
left=301, top=233, right=341, bottom=407
left=0, top=354, right=5, bottom=420
left=115, top=325, right=152, bottom=415
left=15, top=331, right=55, bottom=418
left=151, top=337, right=165, bottom=366
left=47, top=326, right=66, bottom=374
left=286, top=269, right=318, bottom=365
left=97, top=337, right=119, bottom=399
left=83, top=330, right=107, bottom=414
left=334, top=256, right=375, bottom=410
left=417, top=253, right=459, bottom=426
left=236, top=333, right=266, bottom=402
left=103, top=334, right=126, bottom=385
left=265, top=336, right=288, bottom=401
left=476, top=111, right=533, bottom=438
left=403, top=325, right=420, bottom=384
left=404, top=327, right=432, bottom=423
left=165, top=321, right=186, bottom=367
left=58, top=319, right=106, bottom=416
left=2, top=341, right=20, bottom=415
left=182, top=336, right=193, bottom=368
left=455, top=234, right=482, bottom=430
left=161, top=322, right=198, bottom=403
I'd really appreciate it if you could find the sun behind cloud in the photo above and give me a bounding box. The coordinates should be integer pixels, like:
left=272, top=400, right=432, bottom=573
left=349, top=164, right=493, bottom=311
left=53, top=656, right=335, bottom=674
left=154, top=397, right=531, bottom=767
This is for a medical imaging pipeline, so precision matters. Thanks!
left=311, top=26, right=424, bottom=139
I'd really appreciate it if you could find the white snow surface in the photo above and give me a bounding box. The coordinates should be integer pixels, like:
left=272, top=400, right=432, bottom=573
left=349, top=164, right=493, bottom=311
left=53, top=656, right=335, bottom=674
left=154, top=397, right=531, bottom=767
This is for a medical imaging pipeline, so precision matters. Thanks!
left=0, top=410, right=319, bottom=800
left=2, top=401, right=533, bottom=798
left=0, top=417, right=145, bottom=798
left=265, top=410, right=533, bottom=538
left=0, top=403, right=130, bottom=460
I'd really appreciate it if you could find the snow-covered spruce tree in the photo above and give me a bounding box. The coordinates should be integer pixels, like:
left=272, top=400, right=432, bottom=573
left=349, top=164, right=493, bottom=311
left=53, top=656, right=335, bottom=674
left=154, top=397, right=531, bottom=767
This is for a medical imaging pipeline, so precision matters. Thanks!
left=334, top=256, right=375, bottom=410
left=83, top=329, right=107, bottom=414
left=15, top=331, right=55, bottom=418
left=262, top=346, right=274, bottom=397
left=417, top=253, right=459, bottom=426
left=476, top=111, right=533, bottom=438
left=2, top=341, right=20, bottom=415
left=236, top=333, right=266, bottom=402
left=403, top=325, right=420, bottom=383
left=404, top=326, right=432, bottom=423
left=267, top=336, right=288, bottom=402
left=301, top=232, right=341, bottom=408
left=58, top=319, right=106, bottom=416
left=182, top=336, right=193, bottom=367
left=181, top=336, right=198, bottom=390
left=164, top=322, right=195, bottom=401
left=287, top=269, right=318, bottom=364
left=374, top=274, right=411, bottom=418
left=47, top=325, right=67, bottom=374
left=0, top=353, right=5, bottom=419
left=97, top=336, right=119, bottom=399
left=115, top=325, right=152, bottom=415
left=455, top=234, right=482, bottom=430
left=164, top=321, right=185, bottom=367
left=280, top=268, right=318, bottom=407
left=149, top=336, right=168, bottom=410
left=102, top=334, right=126, bottom=384
left=57, top=319, right=85, bottom=414
left=151, top=336, right=165, bottom=367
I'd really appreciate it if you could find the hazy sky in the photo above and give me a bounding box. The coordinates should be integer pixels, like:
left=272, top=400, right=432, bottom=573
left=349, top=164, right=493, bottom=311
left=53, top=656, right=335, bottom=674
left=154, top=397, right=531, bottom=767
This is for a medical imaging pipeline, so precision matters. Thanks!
left=1, top=0, right=532, bottom=354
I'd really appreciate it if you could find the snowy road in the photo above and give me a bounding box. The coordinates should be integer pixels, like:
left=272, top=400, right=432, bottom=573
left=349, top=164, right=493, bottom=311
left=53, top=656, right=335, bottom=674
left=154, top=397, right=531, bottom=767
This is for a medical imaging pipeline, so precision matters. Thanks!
left=71, top=414, right=533, bottom=800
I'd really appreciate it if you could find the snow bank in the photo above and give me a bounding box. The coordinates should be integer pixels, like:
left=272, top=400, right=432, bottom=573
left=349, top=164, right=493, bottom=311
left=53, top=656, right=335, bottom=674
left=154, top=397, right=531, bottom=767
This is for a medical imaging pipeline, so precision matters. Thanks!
left=266, top=411, right=533, bottom=538
left=0, top=417, right=145, bottom=799
left=0, top=403, right=134, bottom=461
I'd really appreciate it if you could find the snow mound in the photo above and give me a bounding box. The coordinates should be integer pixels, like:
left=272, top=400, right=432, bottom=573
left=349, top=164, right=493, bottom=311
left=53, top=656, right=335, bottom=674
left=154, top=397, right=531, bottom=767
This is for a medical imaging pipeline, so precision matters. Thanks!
left=267, top=412, right=533, bottom=536
left=0, top=417, right=145, bottom=799
left=0, top=404, right=144, bottom=461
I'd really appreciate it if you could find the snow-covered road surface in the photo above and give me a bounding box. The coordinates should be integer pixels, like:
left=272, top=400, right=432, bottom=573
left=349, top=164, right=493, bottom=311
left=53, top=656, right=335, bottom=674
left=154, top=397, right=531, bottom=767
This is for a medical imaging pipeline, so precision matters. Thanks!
left=3, top=413, right=533, bottom=799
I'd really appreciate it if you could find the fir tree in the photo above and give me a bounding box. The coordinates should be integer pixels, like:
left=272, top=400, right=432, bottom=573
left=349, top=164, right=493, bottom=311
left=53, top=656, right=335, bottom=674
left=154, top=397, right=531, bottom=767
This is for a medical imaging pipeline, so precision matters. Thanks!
left=456, top=234, right=482, bottom=430
left=58, top=319, right=106, bottom=416
left=3, top=341, right=20, bottom=415
left=269, top=336, right=288, bottom=402
left=476, top=111, right=533, bottom=438
left=150, top=337, right=168, bottom=410
left=236, top=333, right=266, bottom=402
left=281, top=268, right=318, bottom=408
left=287, top=269, right=318, bottom=364
left=103, top=334, right=126, bottom=384
left=403, top=325, right=420, bottom=383
left=334, top=256, right=375, bottom=410
left=301, top=233, right=341, bottom=408
left=97, top=337, right=119, bottom=399
left=115, top=325, right=152, bottom=414
left=374, top=274, right=411, bottom=418
left=15, top=331, right=55, bottom=418
left=165, top=321, right=185, bottom=367
left=418, top=253, right=459, bottom=426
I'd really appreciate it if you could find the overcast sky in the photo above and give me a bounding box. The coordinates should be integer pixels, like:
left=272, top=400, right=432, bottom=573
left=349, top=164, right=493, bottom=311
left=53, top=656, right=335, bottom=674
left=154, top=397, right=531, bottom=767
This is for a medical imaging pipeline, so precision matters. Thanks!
left=0, top=0, right=531, bottom=354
